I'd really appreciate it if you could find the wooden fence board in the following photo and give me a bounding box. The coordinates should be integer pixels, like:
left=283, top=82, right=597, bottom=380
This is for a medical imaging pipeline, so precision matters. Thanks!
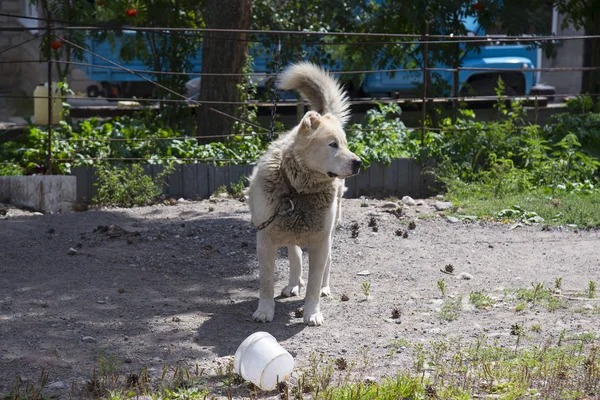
left=71, top=159, right=433, bottom=202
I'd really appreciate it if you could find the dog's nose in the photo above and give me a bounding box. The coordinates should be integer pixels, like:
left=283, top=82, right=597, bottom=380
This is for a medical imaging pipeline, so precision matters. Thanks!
left=352, top=159, right=362, bottom=174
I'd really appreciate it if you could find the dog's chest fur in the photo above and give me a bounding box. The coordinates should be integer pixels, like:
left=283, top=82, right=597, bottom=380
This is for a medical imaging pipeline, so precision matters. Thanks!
left=260, top=146, right=338, bottom=234
left=273, top=188, right=335, bottom=232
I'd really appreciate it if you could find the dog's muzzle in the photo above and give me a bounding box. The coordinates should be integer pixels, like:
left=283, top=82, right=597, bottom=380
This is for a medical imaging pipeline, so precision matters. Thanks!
left=351, top=159, right=362, bottom=175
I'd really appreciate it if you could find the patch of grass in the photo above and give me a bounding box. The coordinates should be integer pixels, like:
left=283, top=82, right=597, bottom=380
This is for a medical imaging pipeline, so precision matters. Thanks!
left=386, top=338, right=411, bottom=358
left=530, top=323, right=542, bottom=333
left=469, top=290, right=493, bottom=309
left=445, top=187, right=600, bottom=228
left=438, top=296, right=462, bottom=321
left=504, top=282, right=569, bottom=312
left=6, top=369, right=49, bottom=400
left=5, top=331, right=600, bottom=400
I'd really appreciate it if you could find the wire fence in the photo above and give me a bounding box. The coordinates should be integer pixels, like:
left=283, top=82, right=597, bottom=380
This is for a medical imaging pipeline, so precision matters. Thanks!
left=0, top=10, right=599, bottom=171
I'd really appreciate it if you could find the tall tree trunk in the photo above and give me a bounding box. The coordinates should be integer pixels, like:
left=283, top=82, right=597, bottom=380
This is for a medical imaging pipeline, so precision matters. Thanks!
left=197, top=0, right=252, bottom=139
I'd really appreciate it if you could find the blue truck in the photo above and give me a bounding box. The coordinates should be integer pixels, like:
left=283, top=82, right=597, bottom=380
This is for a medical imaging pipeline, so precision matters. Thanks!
left=360, top=16, right=538, bottom=98
left=80, top=17, right=540, bottom=99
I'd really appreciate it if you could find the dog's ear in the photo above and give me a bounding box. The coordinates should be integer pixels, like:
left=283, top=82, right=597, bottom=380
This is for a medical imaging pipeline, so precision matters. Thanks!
left=299, top=111, right=321, bottom=134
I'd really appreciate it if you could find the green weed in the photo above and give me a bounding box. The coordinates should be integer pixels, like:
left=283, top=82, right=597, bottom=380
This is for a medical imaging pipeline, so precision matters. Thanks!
left=588, top=281, right=597, bottom=298
left=469, top=290, right=493, bottom=309
left=438, top=296, right=462, bottom=321
left=361, top=281, right=371, bottom=299
left=437, top=278, right=447, bottom=297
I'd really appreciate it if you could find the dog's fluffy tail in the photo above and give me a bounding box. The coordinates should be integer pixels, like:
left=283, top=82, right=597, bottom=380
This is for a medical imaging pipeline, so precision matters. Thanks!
left=277, top=62, right=350, bottom=125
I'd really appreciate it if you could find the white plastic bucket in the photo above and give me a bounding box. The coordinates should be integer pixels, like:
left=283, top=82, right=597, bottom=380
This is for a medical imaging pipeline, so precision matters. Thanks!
left=233, top=331, right=294, bottom=390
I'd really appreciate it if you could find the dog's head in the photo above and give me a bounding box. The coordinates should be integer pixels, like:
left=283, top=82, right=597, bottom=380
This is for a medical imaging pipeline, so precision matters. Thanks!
left=294, top=111, right=362, bottom=179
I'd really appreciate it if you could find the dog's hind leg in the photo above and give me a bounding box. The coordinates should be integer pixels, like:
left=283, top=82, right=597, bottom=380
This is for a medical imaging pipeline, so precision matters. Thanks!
left=282, top=245, right=305, bottom=297
left=253, top=231, right=276, bottom=322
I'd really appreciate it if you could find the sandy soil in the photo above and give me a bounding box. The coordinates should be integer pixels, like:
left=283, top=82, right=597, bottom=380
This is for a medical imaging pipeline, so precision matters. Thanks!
left=1, top=197, right=599, bottom=398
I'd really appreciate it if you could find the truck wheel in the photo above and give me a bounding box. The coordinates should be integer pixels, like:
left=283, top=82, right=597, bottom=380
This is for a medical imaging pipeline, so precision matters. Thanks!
left=87, top=85, right=100, bottom=98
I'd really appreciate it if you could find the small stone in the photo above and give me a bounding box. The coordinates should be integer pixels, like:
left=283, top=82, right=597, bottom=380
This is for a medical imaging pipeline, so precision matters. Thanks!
left=380, top=202, right=399, bottom=209
left=401, top=196, right=416, bottom=206
left=48, top=381, right=66, bottom=389
left=341, top=293, right=350, bottom=301
left=118, top=287, right=125, bottom=294
left=434, top=201, right=454, bottom=211
left=81, top=336, right=97, bottom=343
left=364, top=376, right=377, bottom=384
left=67, top=248, right=77, bottom=256
left=446, top=216, right=459, bottom=223
left=459, top=272, right=473, bottom=280
left=96, top=300, right=106, bottom=304
left=356, top=270, right=371, bottom=276
left=48, top=228, right=55, bottom=234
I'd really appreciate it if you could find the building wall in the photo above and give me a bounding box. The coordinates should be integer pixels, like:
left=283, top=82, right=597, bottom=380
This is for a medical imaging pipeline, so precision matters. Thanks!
left=541, top=13, right=584, bottom=99
left=0, top=0, right=44, bottom=121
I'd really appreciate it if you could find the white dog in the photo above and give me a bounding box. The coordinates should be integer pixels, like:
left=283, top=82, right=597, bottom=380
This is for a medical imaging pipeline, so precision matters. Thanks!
left=247, top=62, right=361, bottom=326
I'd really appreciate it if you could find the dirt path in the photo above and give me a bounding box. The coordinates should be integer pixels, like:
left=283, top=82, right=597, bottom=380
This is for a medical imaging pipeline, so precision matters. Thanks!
left=1, top=198, right=599, bottom=397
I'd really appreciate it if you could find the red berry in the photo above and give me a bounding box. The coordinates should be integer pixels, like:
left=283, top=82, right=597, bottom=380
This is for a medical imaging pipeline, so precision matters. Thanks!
left=472, top=2, right=485, bottom=11
left=125, top=9, right=138, bottom=16
left=50, top=41, right=62, bottom=50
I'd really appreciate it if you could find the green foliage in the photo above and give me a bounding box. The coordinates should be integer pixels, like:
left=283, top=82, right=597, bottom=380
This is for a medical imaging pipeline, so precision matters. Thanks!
left=438, top=296, right=462, bottom=322
left=0, top=163, right=23, bottom=176
left=1, top=113, right=271, bottom=175
left=432, top=97, right=600, bottom=202
left=469, top=291, right=494, bottom=309
left=93, top=162, right=174, bottom=207
left=545, top=95, right=600, bottom=159
left=347, top=103, right=420, bottom=167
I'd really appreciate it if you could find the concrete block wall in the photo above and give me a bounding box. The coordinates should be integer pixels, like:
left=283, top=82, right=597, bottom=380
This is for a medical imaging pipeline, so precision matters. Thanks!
left=0, top=176, right=76, bottom=213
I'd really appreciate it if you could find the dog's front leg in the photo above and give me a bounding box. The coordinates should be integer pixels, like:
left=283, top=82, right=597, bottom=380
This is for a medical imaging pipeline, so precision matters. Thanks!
left=304, top=234, right=331, bottom=326
left=253, top=231, right=276, bottom=322
left=282, top=245, right=304, bottom=297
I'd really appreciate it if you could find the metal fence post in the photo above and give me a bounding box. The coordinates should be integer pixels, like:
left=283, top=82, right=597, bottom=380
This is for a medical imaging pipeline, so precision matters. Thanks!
left=420, top=22, right=429, bottom=148
left=452, top=67, right=459, bottom=124
left=45, top=3, right=53, bottom=174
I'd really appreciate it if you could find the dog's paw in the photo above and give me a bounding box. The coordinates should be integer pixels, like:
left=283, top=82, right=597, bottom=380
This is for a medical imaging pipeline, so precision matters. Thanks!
left=303, top=311, right=324, bottom=326
left=282, top=279, right=305, bottom=297
left=320, top=286, right=331, bottom=297
left=253, top=301, right=274, bottom=323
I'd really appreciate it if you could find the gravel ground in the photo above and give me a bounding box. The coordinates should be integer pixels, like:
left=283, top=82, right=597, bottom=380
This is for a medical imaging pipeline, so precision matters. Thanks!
left=1, top=197, right=599, bottom=398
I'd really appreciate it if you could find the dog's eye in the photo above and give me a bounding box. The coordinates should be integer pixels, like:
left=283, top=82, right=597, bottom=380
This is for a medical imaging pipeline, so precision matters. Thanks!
left=329, top=142, right=339, bottom=149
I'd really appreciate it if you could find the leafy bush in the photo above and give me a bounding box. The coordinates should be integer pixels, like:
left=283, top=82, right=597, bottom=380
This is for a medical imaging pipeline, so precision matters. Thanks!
left=0, top=163, right=23, bottom=176
left=347, top=103, right=421, bottom=167
left=0, top=113, right=271, bottom=175
left=93, top=162, right=174, bottom=207
left=425, top=99, right=600, bottom=198
left=544, top=95, right=600, bottom=159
